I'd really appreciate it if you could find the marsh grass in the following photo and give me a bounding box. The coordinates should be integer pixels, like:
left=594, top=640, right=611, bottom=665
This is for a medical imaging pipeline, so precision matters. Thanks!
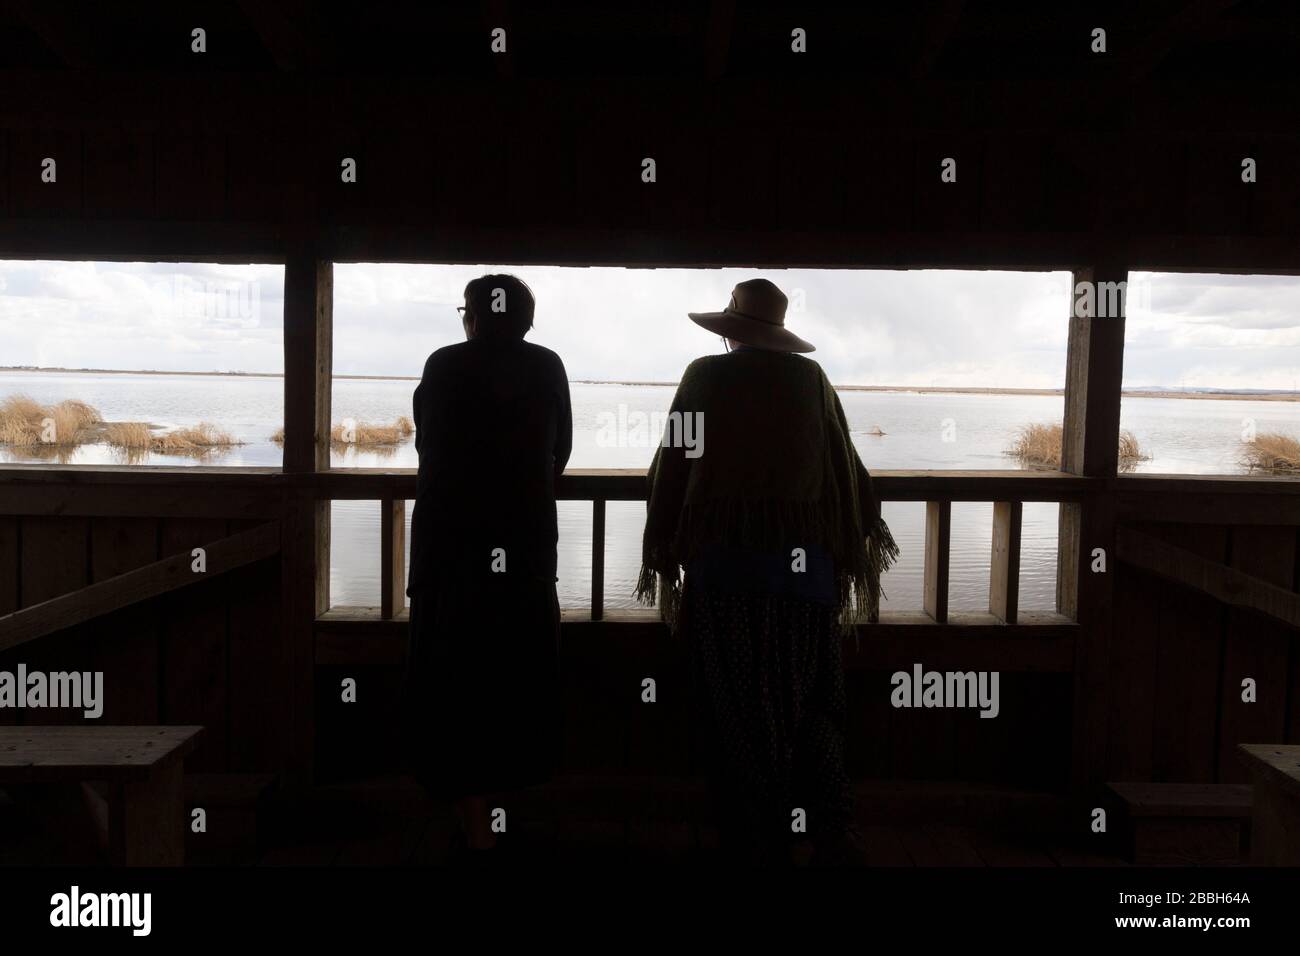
left=1241, top=433, right=1300, bottom=474
left=271, top=416, right=415, bottom=447
left=0, top=395, right=103, bottom=446
left=1007, top=422, right=1149, bottom=472
left=0, top=393, right=243, bottom=460
left=103, top=421, right=243, bottom=457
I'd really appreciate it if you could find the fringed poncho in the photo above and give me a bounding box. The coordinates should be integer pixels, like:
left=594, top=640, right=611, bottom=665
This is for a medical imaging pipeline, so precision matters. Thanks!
left=635, top=349, right=899, bottom=631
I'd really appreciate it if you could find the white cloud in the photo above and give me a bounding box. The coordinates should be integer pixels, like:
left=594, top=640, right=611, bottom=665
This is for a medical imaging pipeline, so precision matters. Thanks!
left=1, top=261, right=1297, bottom=391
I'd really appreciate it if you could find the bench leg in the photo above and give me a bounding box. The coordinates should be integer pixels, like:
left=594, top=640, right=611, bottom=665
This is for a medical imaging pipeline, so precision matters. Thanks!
left=1249, top=775, right=1300, bottom=866
left=108, top=760, right=185, bottom=866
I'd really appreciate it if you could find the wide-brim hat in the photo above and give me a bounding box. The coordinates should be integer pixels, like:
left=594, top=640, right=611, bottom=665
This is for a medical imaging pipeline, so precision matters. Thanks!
left=688, top=278, right=815, bottom=353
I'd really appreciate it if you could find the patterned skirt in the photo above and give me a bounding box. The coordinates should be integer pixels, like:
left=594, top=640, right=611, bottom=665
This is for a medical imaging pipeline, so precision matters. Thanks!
left=683, top=580, right=855, bottom=854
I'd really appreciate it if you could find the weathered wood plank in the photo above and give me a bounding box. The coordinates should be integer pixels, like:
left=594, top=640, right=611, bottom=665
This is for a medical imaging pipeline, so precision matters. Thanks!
left=1149, top=526, right=1228, bottom=783
left=318, top=608, right=1079, bottom=673
left=1116, top=526, right=1300, bottom=628
left=989, top=500, right=1022, bottom=624
left=89, top=517, right=160, bottom=725
left=0, top=517, right=18, bottom=726
left=0, top=726, right=202, bottom=782
left=0, top=521, right=280, bottom=653
left=1106, top=566, right=1160, bottom=780
left=227, top=519, right=285, bottom=773
left=282, top=254, right=333, bottom=474
left=379, top=498, right=405, bottom=621
left=159, top=519, right=231, bottom=773
left=1218, top=526, right=1294, bottom=782
left=17, top=516, right=91, bottom=727
left=1060, top=264, right=1127, bottom=788
left=591, top=498, right=605, bottom=621
left=923, top=501, right=951, bottom=624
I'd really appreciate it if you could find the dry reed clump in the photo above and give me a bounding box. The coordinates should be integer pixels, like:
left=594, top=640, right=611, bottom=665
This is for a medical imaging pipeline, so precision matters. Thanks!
left=331, top=422, right=402, bottom=445
left=102, top=421, right=242, bottom=455
left=102, top=422, right=154, bottom=449
left=1007, top=422, right=1149, bottom=471
left=270, top=417, right=413, bottom=447
left=0, top=394, right=102, bottom=446
left=1241, top=433, right=1300, bottom=474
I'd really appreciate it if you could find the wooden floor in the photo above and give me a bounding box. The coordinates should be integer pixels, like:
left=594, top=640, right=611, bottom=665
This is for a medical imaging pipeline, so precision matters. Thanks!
left=1, top=774, right=1135, bottom=867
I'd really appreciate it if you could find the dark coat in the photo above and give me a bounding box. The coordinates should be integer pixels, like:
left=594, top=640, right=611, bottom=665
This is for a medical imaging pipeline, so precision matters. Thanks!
left=407, top=337, right=572, bottom=595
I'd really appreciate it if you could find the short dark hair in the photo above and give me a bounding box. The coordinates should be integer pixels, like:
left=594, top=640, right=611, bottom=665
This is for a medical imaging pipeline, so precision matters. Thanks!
left=464, top=274, right=535, bottom=340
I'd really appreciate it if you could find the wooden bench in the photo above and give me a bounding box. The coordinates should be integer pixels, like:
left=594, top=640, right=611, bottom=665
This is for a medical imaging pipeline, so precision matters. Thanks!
left=1107, top=782, right=1252, bottom=864
left=1238, top=744, right=1300, bottom=866
left=0, top=726, right=202, bottom=866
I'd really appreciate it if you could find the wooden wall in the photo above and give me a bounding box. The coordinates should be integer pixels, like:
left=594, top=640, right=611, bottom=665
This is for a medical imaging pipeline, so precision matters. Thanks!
left=0, top=73, right=1298, bottom=271
left=1109, top=521, right=1300, bottom=785
left=0, top=508, right=283, bottom=774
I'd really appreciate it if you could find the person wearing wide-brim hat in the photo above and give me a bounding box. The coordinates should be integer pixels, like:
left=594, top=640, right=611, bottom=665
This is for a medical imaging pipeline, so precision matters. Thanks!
left=686, top=277, right=817, bottom=353
left=637, top=277, right=898, bottom=866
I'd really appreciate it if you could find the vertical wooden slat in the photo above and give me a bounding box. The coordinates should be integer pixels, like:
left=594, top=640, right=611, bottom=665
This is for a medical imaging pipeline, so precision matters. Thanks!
left=0, top=517, right=21, bottom=726
left=227, top=518, right=284, bottom=772
left=1059, top=263, right=1127, bottom=787
left=281, top=250, right=333, bottom=788
left=989, top=500, right=1022, bottom=624
left=1218, top=526, right=1294, bottom=782
left=923, top=500, right=951, bottom=624
left=591, top=498, right=605, bottom=621
left=1061, top=265, right=1128, bottom=479
left=282, top=253, right=333, bottom=474
left=380, top=498, right=405, bottom=620
left=19, top=516, right=90, bottom=727
left=90, top=517, right=160, bottom=725
left=0, top=517, right=17, bottom=617
left=160, top=518, right=229, bottom=770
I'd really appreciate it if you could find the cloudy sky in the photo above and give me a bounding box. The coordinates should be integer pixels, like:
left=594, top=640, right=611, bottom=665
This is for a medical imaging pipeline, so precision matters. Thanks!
left=1, top=260, right=1298, bottom=390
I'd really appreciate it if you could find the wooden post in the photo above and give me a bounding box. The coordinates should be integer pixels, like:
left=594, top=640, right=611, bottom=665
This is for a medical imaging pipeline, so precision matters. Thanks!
left=380, top=498, right=406, bottom=620
left=923, top=500, right=951, bottom=624
left=283, top=255, right=333, bottom=474
left=1059, top=263, right=1127, bottom=787
left=281, top=250, right=333, bottom=788
left=989, top=500, right=1022, bottom=624
left=591, top=498, right=605, bottom=621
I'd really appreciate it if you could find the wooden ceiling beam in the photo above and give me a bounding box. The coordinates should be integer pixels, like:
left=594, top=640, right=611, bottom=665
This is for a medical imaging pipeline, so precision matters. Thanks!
left=703, top=0, right=735, bottom=79
left=909, top=0, right=965, bottom=80
left=4, top=0, right=102, bottom=68
left=236, top=0, right=335, bottom=72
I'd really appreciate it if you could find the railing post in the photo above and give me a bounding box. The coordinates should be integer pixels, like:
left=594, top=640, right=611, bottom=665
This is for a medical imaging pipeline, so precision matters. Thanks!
left=1060, top=262, right=1127, bottom=788
left=923, top=500, right=951, bottom=623
left=281, top=249, right=333, bottom=789
left=989, top=500, right=1022, bottom=624
left=591, top=498, right=605, bottom=621
left=380, top=498, right=405, bottom=620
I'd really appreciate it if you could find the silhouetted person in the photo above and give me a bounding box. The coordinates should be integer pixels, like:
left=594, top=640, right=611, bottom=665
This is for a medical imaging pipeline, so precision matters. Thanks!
left=637, top=278, right=898, bottom=866
left=403, top=274, right=572, bottom=857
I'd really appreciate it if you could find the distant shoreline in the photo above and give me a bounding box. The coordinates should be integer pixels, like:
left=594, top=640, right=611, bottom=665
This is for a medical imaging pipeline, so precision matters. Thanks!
left=2, top=366, right=1297, bottom=402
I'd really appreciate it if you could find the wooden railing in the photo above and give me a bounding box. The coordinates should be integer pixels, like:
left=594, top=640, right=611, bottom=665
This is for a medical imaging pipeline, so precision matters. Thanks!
left=315, top=468, right=1091, bottom=625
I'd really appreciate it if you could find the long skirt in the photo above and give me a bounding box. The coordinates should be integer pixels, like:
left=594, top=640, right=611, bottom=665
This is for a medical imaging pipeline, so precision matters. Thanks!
left=402, top=573, right=561, bottom=800
left=684, top=583, right=855, bottom=855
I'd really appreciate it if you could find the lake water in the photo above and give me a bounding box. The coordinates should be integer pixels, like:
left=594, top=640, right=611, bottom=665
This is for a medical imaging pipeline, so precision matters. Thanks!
left=1, top=370, right=1295, bottom=612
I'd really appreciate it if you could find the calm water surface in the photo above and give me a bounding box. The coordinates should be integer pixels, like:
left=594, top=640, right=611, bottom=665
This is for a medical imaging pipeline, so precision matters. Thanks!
left=2, top=370, right=1295, bottom=611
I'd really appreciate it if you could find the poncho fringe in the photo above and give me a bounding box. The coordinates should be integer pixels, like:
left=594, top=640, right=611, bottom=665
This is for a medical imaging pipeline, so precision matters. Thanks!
left=634, top=353, right=899, bottom=635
